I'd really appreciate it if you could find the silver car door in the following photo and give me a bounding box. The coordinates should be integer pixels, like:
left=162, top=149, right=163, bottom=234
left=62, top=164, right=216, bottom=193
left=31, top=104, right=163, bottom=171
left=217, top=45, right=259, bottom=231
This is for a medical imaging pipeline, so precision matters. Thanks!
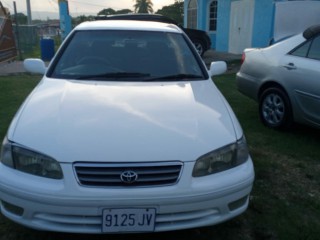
left=279, top=35, right=320, bottom=125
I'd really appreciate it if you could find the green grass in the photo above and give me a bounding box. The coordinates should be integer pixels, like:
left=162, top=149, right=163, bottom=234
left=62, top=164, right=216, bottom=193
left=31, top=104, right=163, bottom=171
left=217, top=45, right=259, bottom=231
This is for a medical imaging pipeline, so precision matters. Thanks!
left=0, top=75, right=42, bottom=137
left=214, top=74, right=320, bottom=240
left=0, top=74, right=319, bottom=240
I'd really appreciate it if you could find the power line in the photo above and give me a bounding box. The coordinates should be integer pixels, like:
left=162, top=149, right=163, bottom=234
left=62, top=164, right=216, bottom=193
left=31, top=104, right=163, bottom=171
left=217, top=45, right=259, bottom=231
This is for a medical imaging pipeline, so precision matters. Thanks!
left=68, top=0, right=127, bottom=11
left=69, top=0, right=107, bottom=8
left=48, top=0, right=59, bottom=11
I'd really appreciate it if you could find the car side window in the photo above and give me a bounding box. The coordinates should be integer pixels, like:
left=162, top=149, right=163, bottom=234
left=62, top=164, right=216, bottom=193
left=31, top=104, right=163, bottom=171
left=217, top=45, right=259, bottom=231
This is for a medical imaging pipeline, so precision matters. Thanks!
left=290, top=41, right=311, bottom=58
left=307, top=35, right=320, bottom=60
left=290, top=35, right=320, bottom=60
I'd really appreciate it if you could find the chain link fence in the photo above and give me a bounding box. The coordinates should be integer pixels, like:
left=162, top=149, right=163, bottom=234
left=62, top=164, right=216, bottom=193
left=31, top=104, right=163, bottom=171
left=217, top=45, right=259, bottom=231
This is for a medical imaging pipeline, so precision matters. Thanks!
left=12, top=24, right=38, bottom=58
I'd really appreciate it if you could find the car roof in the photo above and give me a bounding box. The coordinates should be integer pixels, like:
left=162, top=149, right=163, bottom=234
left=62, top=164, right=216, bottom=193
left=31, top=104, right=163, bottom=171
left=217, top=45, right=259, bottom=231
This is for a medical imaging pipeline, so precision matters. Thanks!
left=75, top=20, right=182, bottom=33
left=95, top=14, right=178, bottom=25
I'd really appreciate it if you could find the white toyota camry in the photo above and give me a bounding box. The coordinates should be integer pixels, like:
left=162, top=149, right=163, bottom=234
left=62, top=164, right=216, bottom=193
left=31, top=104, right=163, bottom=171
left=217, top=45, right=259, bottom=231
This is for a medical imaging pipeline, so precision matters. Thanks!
left=0, top=20, right=254, bottom=233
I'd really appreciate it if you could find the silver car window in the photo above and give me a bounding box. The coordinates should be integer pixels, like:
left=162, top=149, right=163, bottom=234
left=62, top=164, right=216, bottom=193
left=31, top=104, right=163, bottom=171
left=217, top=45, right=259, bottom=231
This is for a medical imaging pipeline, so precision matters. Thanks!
left=290, top=35, right=320, bottom=61
left=308, top=35, right=320, bottom=60
left=290, top=41, right=311, bottom=58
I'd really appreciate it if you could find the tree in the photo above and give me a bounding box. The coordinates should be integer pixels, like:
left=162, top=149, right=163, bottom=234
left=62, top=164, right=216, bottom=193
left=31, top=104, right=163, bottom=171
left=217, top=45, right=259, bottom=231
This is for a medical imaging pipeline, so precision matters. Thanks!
left=98, top=8, right=116, bottom=16
left=156, top=0, right=184, bottom=25
left=72, top=15, right=95, bottom=25
left=133, top=0, right=153, bottom=14
left=116, top=9, right=133, bottom=14
left=11, top=13, right=28, bottom=25
left=97, top=8, right=132, bottom=16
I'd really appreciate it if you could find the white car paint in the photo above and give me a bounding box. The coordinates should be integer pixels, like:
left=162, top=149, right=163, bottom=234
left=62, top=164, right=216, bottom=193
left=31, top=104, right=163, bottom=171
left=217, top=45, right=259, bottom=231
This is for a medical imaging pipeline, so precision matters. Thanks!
left=9, top=79, right=236, bottom=163
left=0, top=20, right=254, bottom=233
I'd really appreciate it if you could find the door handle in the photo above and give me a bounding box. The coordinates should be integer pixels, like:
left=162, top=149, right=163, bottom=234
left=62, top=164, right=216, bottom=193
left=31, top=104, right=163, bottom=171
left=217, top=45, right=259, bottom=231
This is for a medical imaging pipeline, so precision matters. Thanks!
left=283, top=63, right=297, bottom=70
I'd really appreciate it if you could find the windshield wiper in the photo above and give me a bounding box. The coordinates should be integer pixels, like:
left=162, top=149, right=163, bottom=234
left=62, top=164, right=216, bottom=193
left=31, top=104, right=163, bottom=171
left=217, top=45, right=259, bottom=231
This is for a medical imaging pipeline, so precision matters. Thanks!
left=76, top=72, right=150, bottom=80
left=145, top=74, right=204, bottom=81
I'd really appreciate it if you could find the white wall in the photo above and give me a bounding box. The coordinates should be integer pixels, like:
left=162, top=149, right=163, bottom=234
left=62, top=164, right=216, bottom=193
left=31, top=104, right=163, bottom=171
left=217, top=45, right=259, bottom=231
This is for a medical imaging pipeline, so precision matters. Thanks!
left=274, top=1, right=320, bottom=41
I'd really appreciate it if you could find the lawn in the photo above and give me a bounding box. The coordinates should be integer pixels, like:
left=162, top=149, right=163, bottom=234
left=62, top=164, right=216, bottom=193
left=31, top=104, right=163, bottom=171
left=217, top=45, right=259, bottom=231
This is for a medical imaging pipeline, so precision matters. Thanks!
left=0, top=74, right=319, bottom=240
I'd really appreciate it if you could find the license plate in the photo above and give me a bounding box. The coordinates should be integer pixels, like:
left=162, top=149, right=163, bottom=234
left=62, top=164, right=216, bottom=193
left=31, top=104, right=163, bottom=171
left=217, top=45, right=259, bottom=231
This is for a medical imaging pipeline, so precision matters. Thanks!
left=102, top=208, right=156, bottom=233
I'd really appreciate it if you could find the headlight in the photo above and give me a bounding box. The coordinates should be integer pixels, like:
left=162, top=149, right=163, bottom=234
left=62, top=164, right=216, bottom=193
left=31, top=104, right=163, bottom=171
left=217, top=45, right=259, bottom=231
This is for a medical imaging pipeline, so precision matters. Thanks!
left=193, top=136, right=249, bottom=177
left=1, top=137, right=63, bottom=179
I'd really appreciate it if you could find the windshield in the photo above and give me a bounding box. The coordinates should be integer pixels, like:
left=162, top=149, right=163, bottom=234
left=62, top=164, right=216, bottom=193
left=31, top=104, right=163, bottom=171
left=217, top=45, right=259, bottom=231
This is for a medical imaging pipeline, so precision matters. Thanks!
left=49, top=30, right=206, bottom=81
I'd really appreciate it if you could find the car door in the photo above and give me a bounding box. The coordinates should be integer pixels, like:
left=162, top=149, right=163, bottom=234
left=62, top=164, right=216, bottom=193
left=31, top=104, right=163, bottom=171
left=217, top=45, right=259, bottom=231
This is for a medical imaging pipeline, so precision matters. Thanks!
left=279, top=35, right=320, bottom=125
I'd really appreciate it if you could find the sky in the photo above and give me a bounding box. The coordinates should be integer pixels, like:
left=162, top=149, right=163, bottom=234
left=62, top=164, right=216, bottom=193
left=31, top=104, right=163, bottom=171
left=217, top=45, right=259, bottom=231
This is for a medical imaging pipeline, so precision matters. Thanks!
left=1, top=0, right=176, bottom=18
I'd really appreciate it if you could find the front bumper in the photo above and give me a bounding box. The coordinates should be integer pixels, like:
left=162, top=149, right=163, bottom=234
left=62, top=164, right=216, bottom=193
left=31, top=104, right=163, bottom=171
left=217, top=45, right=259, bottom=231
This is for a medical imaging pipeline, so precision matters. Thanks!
left=0, top=160, right=254, bottom=233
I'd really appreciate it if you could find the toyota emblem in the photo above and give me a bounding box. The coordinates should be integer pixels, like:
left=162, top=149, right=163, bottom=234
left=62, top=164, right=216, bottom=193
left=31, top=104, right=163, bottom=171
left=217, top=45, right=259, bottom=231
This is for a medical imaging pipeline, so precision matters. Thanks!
left=120, top=170, right=138, bottom=184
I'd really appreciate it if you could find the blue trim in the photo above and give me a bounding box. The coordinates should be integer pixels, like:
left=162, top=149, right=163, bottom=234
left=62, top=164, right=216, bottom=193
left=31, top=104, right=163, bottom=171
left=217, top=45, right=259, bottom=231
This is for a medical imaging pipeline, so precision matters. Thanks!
left=183, top=0, right=189, bottom=28
left=215, top=0, right=231, bottom=51
left=197, top=0, right=202, bottom=28
left=269, top=3, right=276, bottom=45
left=208, top=32, right=216, bottom=49
left=251, top=0, right=274, bottom=48
left=59, top=2, right=72, bottom=40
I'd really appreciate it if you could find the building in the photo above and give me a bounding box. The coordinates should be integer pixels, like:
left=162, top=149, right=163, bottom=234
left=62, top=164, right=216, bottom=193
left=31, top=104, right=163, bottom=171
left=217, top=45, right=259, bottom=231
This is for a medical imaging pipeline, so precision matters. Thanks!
left=0, top=2, right=17, bottom=63
left=184, top=0, right=320, bottom=53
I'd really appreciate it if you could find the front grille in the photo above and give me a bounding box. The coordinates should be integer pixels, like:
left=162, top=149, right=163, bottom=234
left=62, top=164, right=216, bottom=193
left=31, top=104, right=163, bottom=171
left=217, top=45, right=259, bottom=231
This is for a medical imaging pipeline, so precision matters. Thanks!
left=73, top=162, right=183, bottom=187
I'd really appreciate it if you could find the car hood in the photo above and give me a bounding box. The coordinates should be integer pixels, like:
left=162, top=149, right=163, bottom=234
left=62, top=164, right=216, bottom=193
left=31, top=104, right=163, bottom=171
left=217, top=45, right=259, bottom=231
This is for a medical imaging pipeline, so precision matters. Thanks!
left=9, top=78, right=237, bottom=163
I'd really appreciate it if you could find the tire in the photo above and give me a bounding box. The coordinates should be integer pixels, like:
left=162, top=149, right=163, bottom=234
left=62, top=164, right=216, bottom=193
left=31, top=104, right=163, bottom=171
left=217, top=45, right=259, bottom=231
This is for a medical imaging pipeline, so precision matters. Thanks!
left=193, top=40, right=205, bottom=56
left=259, top=87, right=293, bottom=130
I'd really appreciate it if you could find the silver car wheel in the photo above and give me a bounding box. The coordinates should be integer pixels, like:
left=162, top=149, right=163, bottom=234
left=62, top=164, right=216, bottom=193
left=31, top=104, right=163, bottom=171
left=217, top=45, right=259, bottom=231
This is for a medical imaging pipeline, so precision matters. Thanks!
left=259, top=87, right=293, bottom=129
left=262, top=93, right=285, bottom=125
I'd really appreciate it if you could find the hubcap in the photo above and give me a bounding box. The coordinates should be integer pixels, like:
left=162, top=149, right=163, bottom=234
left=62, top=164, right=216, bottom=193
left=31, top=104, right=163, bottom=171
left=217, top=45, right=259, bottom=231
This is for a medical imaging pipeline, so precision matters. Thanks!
left=194, top=42, right=203, bottom=55
left=262, top=93, right=285, bottom=125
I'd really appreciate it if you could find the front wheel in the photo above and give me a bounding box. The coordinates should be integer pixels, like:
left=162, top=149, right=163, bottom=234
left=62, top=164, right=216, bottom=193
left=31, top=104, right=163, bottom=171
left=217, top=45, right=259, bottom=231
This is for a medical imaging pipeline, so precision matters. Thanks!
left=193, top=40, right=205, bottom=56
left=259, top=87, right=293, bottom=130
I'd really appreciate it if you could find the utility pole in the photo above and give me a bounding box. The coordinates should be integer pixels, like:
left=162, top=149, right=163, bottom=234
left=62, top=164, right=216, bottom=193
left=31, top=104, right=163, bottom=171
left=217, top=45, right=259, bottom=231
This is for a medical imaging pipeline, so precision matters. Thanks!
left=26, top=0, right=32, bottom=24
left=13, top=1, right=22, bottom=59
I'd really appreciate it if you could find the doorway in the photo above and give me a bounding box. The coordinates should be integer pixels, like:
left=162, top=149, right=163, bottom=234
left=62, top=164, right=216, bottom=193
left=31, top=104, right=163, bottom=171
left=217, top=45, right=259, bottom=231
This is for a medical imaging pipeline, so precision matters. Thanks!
left=229, top=0, right=255, bottom=54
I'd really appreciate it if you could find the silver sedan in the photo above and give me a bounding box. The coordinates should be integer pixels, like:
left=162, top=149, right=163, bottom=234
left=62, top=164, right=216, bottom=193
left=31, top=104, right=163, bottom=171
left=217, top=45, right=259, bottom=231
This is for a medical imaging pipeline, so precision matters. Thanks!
left=236, top=25, right=320, bottom=130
